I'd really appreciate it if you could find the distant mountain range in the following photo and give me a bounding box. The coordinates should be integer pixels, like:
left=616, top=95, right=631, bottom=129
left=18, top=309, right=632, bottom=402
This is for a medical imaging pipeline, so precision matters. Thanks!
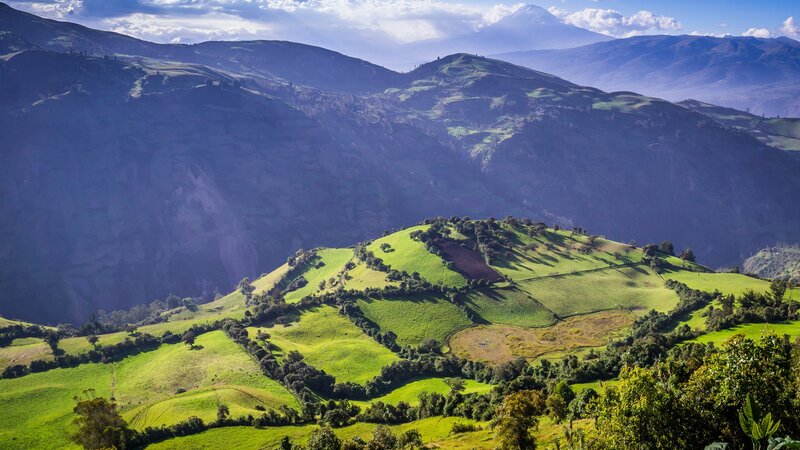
left=401, top=5, right=609, bottom=68
left=1, top=3, right=800, bottom=323
left=498, top=34, right=800, bottom=117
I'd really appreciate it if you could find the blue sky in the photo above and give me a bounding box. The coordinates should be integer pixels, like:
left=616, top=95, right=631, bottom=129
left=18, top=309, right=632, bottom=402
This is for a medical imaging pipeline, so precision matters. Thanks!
left=8, top=0, right=799, bottom=45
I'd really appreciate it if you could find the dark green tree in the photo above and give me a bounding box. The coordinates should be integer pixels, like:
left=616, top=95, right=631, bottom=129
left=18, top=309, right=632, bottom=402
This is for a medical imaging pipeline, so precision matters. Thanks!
left=308, top=426, right=342, bottom=450
left=491, top=390, right=545, bottom=450
left=70, top=395, right=133, bottom=449
left=181, top=331, right=196, bottom=349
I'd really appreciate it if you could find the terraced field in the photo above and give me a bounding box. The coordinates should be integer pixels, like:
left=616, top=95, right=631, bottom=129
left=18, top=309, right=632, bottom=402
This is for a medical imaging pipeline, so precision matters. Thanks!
left=357, top=294, right=473, bottom=347
left=248, top=305, right=398, bottom=384
left=367, top=226, right=466, bottom=287
left=518, top=266, right=678, bottom=317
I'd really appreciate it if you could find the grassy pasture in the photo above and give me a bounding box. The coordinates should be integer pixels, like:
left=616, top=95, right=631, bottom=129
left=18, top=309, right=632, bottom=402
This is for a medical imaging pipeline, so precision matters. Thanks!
left=367, top=225, right=466, bottom=287
left=491, top=226, right=639, bottom=281
left=449, top=310, right=633, bottom=364
left=343, top=261, right=397, bottom=291
left=664, top=271, right=800, bottom=300
left=0, top=330, right=298, bottom=449
left=676, top=299, right=719, bottom=331
left=249, top=305, right=398, bottom=384
left=0, top=360, right=112, bottom=449
left=0, top=337, right=53, bottom=369
left=147, top=417, right=486, bottom=449
left=252, top=262, right=290, bottom=294
left=352, top=378, right=494, bottom=409
left=689, top=321, right=800, bottom=345
left=59, top=331, right=131, bottom=355
left=357, top=294, right=473, bottom=348
left=284, top=248, right=354, bottom=302
left=118, top=331, right=298, bottom=428
left=518, top=266, right=678, bottom=317
left=464, top=287, right=557, bottom=328
left=146, top=415, right=594, bottom=449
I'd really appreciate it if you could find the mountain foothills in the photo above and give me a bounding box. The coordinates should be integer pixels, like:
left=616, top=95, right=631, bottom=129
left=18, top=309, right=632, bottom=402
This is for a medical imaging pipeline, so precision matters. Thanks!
left=499, top=35, right=800, bottom=117
left=1, top=2, right=800, bottom=328
left=1, top=218, right=800, bottom=449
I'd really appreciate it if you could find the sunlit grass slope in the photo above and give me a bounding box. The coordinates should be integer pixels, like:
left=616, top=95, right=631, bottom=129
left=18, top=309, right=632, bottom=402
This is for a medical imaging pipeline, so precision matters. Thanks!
left=357, top=294, right=473, bottom=347
left=284, top=248, right=354, bottom=302
left=249, top=305, right=398, bottom=384
left=352, top=378, right=493, bottom=409
left=0, top=331, right=298, bottom=449
left=464, top=287, right=557, bottom=327
left=367, top=226, right=466, bottom=287
left=146, top=416, right=486, bottom=450
left=490, top=227, right=640, bottom=281
left=343, top=261, right=397, bottom=291
left=689, top=321, right=800, bottom=345
left=664, top=271, right=800, bottom=300
left=0, top=337, right=53, bottom=369
left=518, top=266, right=678, bottom=317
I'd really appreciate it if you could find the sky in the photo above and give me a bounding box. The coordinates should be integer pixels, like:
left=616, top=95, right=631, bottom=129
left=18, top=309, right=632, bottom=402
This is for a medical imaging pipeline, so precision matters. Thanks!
left=7, top=0, right=799, bottom=47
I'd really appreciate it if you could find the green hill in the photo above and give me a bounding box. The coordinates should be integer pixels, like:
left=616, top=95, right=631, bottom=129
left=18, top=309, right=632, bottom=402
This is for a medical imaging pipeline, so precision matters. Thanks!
left=2, top=217, right=800, bottom=448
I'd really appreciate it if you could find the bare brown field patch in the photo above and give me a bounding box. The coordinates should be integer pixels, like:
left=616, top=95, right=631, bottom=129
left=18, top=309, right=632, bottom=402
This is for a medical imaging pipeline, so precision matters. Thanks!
left=449, top=310, right=634, bottom=364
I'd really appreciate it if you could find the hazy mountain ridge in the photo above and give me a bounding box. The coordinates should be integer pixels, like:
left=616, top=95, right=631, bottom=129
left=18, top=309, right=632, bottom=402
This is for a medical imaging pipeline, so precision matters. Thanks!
left=679, top=99, right=800, bottom=151
left=744, top=245, right=800, bottom=284
left=499, top=34, right=800, bottom=117
left=2, top=4, right=800, bottom=323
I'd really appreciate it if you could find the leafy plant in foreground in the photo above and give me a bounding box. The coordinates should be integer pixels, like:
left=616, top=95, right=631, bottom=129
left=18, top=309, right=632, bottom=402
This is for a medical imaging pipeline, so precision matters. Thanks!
left=739, top=394, right=781, bottom=450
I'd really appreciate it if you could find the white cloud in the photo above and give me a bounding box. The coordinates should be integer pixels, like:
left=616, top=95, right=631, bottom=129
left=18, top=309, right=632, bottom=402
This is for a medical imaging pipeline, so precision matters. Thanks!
left=781, top=16, right=799, bottom=36
left=742, top=27, right=771, bottom=38
left=689, top=31, right=729, bottom=38
left=24, top=0, right=83, bottom=17
left=10, top=0, right=527, bottom=45
left=104, top=12, right=274, bottom=43
left=547, top=7, right=681, bottom=37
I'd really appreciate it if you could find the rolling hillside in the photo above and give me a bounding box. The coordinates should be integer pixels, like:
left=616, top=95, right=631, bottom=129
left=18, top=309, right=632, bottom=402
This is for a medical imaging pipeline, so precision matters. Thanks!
left=2, top=217, right=799, bottom=448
